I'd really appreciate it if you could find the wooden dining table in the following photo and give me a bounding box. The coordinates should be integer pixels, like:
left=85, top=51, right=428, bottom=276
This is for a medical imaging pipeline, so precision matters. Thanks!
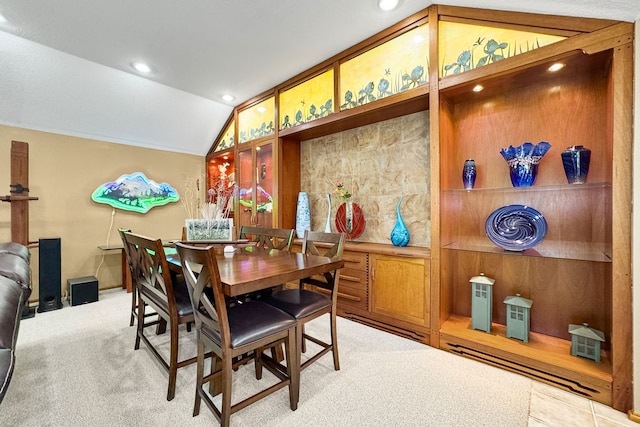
left=164, top=244, right=345, bottom=297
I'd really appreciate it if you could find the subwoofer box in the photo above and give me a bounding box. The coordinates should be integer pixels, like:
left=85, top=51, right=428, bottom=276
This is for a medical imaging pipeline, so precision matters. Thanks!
left=67, top=276, right=99, bottom=306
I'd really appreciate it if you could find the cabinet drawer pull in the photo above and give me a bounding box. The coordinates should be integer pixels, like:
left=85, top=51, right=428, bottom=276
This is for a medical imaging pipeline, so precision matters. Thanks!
left=340, top=274, right=362, bottom=283
left=314, top=287, right=361, bottom=302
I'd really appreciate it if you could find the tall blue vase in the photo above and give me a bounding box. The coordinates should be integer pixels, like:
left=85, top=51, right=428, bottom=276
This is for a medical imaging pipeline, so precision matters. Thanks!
left=390, top=197, right=410, bottom=247
left=462, top=159, right=476, bottom=190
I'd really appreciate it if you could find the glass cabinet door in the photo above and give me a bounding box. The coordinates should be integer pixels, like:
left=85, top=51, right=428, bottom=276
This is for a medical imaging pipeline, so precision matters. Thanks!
left=255, top=142, right=273, bottom=227
left=237, top=140, right=274, bottom=229
left=237, top=145, right=254, bottom=228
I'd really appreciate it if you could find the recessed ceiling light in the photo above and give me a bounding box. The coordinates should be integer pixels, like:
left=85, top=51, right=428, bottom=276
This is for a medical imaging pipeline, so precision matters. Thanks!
left=548, top=63, right=565, bottom=72
left=472, top=84, right=484, bottom=92
left=378, top=0, right=399, bottom=11
left=221, top=94, right=235, bottom=102
left=131, top=62, right=152, bottom=73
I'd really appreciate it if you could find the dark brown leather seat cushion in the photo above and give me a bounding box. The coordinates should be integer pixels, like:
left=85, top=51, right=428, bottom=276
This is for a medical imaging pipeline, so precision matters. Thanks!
left=0, top=276, right=24, bottom=351
left=265, top=289, right=331, bottom=319
left=0, top=275, right=25, bottom=404
left=0, top=243, right=30, bottom=263
left=201, top=301, right=295, bottom=348
left=0, top=255, right=30, bottom=291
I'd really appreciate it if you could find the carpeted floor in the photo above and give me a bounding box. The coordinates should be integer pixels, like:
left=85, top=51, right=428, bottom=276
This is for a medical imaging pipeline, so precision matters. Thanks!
left=2, top=289, right=532, bottom=426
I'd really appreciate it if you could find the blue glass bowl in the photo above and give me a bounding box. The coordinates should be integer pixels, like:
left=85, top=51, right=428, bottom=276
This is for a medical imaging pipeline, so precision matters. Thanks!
left=485, top=205, right=547, bottom=251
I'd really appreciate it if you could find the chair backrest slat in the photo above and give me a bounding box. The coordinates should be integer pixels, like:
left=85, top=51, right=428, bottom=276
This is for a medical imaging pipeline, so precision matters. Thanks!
left=175, top=243, right=230, bottom=347
left=300, top=231, right=345, bottom=292
left=239, top=226, right=295, bottom=251
left=122, top=231, right=176, bottom=316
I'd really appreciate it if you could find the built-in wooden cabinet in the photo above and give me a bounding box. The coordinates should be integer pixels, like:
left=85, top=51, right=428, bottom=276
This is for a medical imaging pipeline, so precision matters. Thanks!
left=336, top=244, right=431, bottom=343
left=432, top=17, right=633, bottom=410
left=370, top=254, right=430, bottom=330
left=206, top=5, right=633, bottom=412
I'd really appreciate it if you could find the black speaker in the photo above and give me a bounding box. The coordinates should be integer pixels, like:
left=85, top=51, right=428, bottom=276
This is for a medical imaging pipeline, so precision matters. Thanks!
left=67, top=276, right=99, bottom=306
left=38, top=238, right=62, bottom=313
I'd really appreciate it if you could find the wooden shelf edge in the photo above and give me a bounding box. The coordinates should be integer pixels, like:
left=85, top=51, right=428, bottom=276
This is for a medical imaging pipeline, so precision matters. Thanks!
left=278, top=88, right=429, bottom=141
left=439, top=315, right=612, bottom=404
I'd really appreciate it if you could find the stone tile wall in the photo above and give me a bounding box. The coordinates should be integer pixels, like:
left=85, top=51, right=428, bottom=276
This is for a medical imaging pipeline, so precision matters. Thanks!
left=300, top=110, right=430, bottom=247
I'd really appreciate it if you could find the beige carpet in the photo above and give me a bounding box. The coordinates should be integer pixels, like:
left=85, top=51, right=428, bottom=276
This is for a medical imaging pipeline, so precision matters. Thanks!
left=2, top=289, right=532, bottom=426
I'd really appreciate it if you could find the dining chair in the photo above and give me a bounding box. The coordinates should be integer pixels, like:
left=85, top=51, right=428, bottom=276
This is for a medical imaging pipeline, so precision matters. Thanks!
left=238, top=226, right=295, bottom=251
left=118, top=228, right=158, bottom=327
left=121, top=231, right=196, bottom=401
left=237, top=226, right=295, bottom=302
left=263, top=230, right=345, bottom=372
left=174, top=242, right=299, bottom=426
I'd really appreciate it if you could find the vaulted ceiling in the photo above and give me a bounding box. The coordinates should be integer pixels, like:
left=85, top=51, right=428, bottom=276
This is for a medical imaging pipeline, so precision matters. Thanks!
left=0, top=1, right=638, bottom=155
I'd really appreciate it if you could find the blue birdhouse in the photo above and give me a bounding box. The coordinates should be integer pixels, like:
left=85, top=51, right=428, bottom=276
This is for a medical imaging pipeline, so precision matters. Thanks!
left=568, top=323, right=605, bottom=363
left=503, top=293, right=533, bottom=342
left=469, top=273, right=495, bottom=333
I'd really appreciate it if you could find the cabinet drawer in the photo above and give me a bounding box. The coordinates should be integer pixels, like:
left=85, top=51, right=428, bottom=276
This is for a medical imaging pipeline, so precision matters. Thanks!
left=336, top=283, right=368, bottom=311
left=339, top=267, right=367, bottom=291
left=342, top=251, right=368, bottom=271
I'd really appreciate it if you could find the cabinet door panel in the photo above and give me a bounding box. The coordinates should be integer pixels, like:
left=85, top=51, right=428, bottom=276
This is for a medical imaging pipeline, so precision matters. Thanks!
left=371, top=255, right=429, bottom=327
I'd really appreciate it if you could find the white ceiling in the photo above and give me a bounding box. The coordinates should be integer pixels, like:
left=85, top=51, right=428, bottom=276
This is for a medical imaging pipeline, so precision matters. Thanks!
left=0, top=1, right=638, bottom=155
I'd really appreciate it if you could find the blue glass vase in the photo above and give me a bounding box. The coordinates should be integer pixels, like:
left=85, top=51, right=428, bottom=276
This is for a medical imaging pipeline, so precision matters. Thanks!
left=561, top=145, right=591, bottom=184
left=462, top=159, right=476, bottom=190
left=390, top=197, right=410, bottom=247
left=500, top=141, right=552, bottom=187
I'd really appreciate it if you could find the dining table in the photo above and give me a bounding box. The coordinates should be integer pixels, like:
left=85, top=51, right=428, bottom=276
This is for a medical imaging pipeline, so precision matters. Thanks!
left=164, top=244, right=345, bottom=297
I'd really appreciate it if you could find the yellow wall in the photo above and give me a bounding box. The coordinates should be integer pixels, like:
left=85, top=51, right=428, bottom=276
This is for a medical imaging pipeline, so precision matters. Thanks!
left=0, top=125, right=203, bottom=303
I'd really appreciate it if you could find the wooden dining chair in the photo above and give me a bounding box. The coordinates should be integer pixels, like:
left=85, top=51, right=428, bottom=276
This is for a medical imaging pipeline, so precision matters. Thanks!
left=263, top=230, right=345, bottom=372
left=174, top=242, right=299, bottom=426
left=121, top=231, right=196, bottom=401
left=238, top=226, right=295, bottom=251
left=118, top=228, right=157, bottom=327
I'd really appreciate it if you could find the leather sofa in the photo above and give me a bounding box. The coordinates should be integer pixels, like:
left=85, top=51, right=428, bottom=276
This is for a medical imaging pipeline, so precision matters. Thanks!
left=0, top=242, right=31, bottom=404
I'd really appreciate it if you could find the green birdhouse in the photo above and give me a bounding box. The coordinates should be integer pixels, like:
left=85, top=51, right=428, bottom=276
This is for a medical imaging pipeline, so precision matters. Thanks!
left=469, top=273, right=495, bottom=333
left=568, top=323, right=605, bottom=363
left=503, top=293, right=533, bottom=342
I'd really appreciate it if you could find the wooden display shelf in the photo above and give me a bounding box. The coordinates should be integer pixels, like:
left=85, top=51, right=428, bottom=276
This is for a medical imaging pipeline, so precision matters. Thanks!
left=440, top=315, right=612, bottom=405
left=442, top=238, right=610, bottom=263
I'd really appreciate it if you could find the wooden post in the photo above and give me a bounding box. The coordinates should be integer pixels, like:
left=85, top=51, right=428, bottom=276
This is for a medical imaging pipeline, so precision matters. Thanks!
left=1, top=141, right=38, bottom=245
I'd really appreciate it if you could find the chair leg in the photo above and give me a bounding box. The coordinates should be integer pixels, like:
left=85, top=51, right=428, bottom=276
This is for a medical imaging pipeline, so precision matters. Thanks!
left=134, top=298, right=144, bottom=350
left=254, top=347, right=264, bottom=380
left=167, top=320, right=179, bottom=401
left=300, top=324, right=307, bottom=353
left=221, top=354, right=233, bottom=427
left=130, top=287, right=137, bottom=326
left=285, top=330, right=299, bottom=410
left=193, top=339, right=205, bottom=416
left=331, top=311, right=340, bottom=371
left=295, top=324, right=303, bottom=378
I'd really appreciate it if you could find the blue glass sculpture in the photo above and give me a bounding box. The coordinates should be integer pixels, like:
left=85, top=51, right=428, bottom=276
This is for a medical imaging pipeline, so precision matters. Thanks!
left=500, top=141, right=551, bottom=187
left=390, top=197, right=410, bottom=247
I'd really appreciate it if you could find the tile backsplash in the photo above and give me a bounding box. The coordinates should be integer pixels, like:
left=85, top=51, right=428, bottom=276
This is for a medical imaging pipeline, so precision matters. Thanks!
left=300, top=110, right=430, bottom=247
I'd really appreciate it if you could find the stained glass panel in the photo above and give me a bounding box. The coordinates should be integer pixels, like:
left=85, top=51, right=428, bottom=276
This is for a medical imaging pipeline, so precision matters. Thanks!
left=279, top=70, right=334, bottom=130
left=214, top=120, right=235, bottom=152
left=238, top=97, right=275, bottom=143
left=340, top=24, right=429, bottom=111
left=439, top=21, right=565, bottom=77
